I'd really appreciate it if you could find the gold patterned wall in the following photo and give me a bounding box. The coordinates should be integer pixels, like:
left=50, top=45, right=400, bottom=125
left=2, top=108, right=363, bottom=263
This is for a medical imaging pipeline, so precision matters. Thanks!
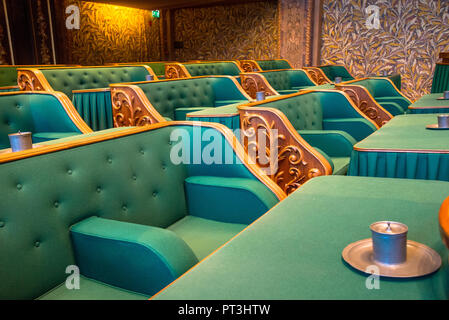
left=57, top=1, right=161, bottom=65
left=321, top=0, right=449, bottom=101
left=173, top=0, right=279, bottom=61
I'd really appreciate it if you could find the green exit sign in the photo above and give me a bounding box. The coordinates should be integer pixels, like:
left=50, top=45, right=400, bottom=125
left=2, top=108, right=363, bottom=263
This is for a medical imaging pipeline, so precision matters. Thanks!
left=152, top=10, right=160, bottom=18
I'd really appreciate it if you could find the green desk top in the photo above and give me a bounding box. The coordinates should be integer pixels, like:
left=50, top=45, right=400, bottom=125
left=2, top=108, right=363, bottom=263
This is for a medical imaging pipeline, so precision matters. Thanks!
left=154, top=176, right=449, bottom=300
left=355, top=114, right=449, bottom=152
left=409, top=94, right=449, bottom=109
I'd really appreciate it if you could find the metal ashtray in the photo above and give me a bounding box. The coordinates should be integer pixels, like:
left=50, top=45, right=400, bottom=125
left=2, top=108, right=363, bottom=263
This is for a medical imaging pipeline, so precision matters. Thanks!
left=342, top=221, right=442, bottom=278
left=426, top=114, right=449, bottom=130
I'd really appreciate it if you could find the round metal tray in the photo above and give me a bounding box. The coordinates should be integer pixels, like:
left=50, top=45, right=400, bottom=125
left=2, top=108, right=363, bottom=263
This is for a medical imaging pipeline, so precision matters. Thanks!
left=342, top=239, right=442, bottom=278
left=426, top=124, right=449, bottom=130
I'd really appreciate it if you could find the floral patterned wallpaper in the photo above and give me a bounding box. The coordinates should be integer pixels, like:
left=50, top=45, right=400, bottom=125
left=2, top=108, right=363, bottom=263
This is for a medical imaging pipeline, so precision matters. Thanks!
left=173, top=0, right=279, bottom=61
left=57, top=1, right=161, bottom=65
left=321, top=0, right=449, bottom=101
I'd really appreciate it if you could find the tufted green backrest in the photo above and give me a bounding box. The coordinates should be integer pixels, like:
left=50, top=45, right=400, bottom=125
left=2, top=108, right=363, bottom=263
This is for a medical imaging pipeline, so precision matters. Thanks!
left=431, top=63, right=449, bottom=93
left=0, top=93, right=83, bottom=148
left=256, top=60, right=292, bottom=71
left=40, top=66, right=150, bottom=99
left=0, top=67, right=20, bottom=87
left=348, top=78, right=400, bottom=98
left=184, top=62, right=241, bottom=77
left=319, top=65, right=354, bottom=82
left=255, top=92, right=324, bottom=130
left=0, top=124, right=266, bottom=299
left=261, top=70, right=315, bottom=91
left=133, top=77, right=248, bottom=120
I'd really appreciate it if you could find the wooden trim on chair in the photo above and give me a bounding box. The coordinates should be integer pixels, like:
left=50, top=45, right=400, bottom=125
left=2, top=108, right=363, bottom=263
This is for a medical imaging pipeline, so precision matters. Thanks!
left=302, top=67, right=331, bottom=85
left=342, top=77, right=413, bottom=103
left=238, top=104, right=332, bottom=195
left=0, top=85, right=19, bottom=90
left=240, top=72, right=279, bottom=99
left=334, top=84, right=393, bottom=127
left=17, top=68, right=54, bottom=91
left=165, top=63, right=191, bottom=79
left=238, top=60, right=262, bottom=72
left=440, top=52, right=449, bottom=63
left=109, top=84, right=167, bottom=127
left=439, top=196, right=449, bottom=250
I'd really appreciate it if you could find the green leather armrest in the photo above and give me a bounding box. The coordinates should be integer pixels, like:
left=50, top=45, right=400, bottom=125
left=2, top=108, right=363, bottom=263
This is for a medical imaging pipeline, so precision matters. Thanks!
left=185, top=176, right=279, bottom=225
left=298, top=130, right=356, bottom=157
left=375, top=97, right=411, bottom=111
left=322, top=118, right=376, bottom=141
left=70, top=217, right=198, bottom=296
left=376, top=101, right=407, bottom=116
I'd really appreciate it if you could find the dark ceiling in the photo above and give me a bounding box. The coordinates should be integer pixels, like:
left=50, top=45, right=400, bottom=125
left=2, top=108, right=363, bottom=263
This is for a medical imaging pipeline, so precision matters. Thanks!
left=87, top=0, right=265, bottom=10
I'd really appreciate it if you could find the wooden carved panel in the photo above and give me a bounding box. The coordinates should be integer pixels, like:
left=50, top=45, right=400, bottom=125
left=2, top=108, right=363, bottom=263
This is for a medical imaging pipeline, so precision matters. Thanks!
left=441, top=52, right=449, bottom=64
left=239, top=60, right=261, bottom=72
left=17, top=70, right=46, bottom=91
left=111, top=87, right=162, bottom=127
left=165, top=64, right=189, bottom=79
left=239, top=107, right=329, bottom=195
left=240, top=73, right=278, bottom=99
left=335, top=84, right=392, bottom=127
left=303, top=67, right=330, bottom=85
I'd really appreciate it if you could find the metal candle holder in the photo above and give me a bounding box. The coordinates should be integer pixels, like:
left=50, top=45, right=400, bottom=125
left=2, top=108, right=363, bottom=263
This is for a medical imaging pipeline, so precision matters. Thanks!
left=334, top=77, right=342, bottom=84
left=256, top=91, right=266, bottom=101
left=146, top=74, right=154, bottom=81
left=438, top=115, right=449, bottom=128
left=444, top=91, right=449, bottom=100
left=8, top=131, right=33, bottom=152
left=370, top=221, right=408, bottom=265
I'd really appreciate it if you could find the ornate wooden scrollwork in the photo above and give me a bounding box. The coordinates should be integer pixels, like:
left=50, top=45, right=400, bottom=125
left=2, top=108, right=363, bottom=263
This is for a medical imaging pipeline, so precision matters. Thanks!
left=17, top=70, right=46, bottom=91
left=239, top=60, right=260, bottom=72
left=240, top=73, right=278, bottom=100
left=111, top=87, right=160, bottom=127
left=303, top=67, right=330, bottom=85
left=239, top=107, right=329, bottom=195
left=335, top=84, right=392, bottom=127
left=165, top=64, right=189, bottom=79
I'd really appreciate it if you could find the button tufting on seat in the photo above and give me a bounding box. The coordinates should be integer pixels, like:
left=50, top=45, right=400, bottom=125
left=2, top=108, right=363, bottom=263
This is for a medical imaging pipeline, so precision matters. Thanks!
left=140, top=149, right=145, bottom=155
left=54, top=201, right=59, bottom=208
left=16, top=184, right=22, bottom=190
left=34, top=241, right=40, bottom=248
left=67, top=169, right=73, bottom=175
left=0, top=221, right=4, bottom=228
left=107, top=158, right=112, bottom=164
left=122, top=205, right=127, bottom=211
left=132, top=175, right=137, bottom=181
left=152, top=191, right=158, bottom=197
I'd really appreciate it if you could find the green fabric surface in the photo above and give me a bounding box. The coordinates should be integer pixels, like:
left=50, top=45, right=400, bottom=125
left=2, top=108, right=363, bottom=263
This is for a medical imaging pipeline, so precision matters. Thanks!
left=0, top=87, right=20, bottom=93
left=323, top=118, right=376, bottom=141
left=38, top=127, right=132, bottom=145
left=350, top=115, right=449, bottom=180
left=184, top=62, right=241, bottom=77
left=72, top=90, right=113, bottom=131
left=38, top=276, right=149, bottom=300
left=431, top=63, right=449, bottom=93
left=299, top=129, right=355, bottom=157
left=184, top=176, right=278, bottom=225
left=40, top=66, right=150, bottom=100
left=0, top=92, right=84, bottom=147
left=256, top=60, right=292, bottom=71
left=70, top=216, right=198, bottom=296
left=388, top=73, right=402, bottom=90
left=154, top=176, right=449, bottom=300
left=174, top=107, right=210, bottom=121
left=168, top=215, right=246, bottom=261
left=134, top=77, right=249, bottom=120
left=260, top=70, right=316, bottom=93
left=0, top=124, right=278, bottom=299
left=0, top=67, right=21, bottom=87
left=330, top=157, right=350, bottom=175
left=318, top=65, right=354, bottom=82
left=409, top=93, right=449, bottom=114
left=32, top=132, right=80, bottom=143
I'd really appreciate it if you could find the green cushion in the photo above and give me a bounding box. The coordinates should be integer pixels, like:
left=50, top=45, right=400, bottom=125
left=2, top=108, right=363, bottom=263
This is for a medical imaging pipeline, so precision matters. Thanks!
left=330, top=157, right=350, bottom=175
left=40, top=66, right=150, bottom=99
left=431, top=63, right=449, bottom=93
left=318, top=65, right=354, bottom=82
left=184, top=62, right=241, bottom=77
left=299, top=130, right=355, bottom=157
left=168, top=215, right=246, bottom=260
left=174, top=107, right=210, bottom=121
left=71, top=216, right=198, bottom=296
left=277, top=89, right=299, bottom=95
left=38, top=276, right=149, bottom=300
left=256, top=60, right=292, bottom=71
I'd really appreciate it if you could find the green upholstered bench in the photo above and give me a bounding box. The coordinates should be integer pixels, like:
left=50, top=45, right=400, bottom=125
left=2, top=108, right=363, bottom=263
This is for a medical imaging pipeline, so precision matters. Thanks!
left=188, top=91, right=378, bottom=195
left=112, top=62, right=176, bottom=79
left=240, top=69, right=317, bottom=99
left=165, top=61, right=243, bottom=80
left=153, top=175, right=449, bottom=300
left=340, top=78, right=411, bottom=116
left=0, top=122, right=284, bottom=300
left=110, top=76, right=253, bottom=125
left=408, top=93, right=449, bottom=114
left=0, top=91, right=91, bottom=149
left=17, top=66, right=156, bottom=131
left=238, top=59, right=293, bottom=72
